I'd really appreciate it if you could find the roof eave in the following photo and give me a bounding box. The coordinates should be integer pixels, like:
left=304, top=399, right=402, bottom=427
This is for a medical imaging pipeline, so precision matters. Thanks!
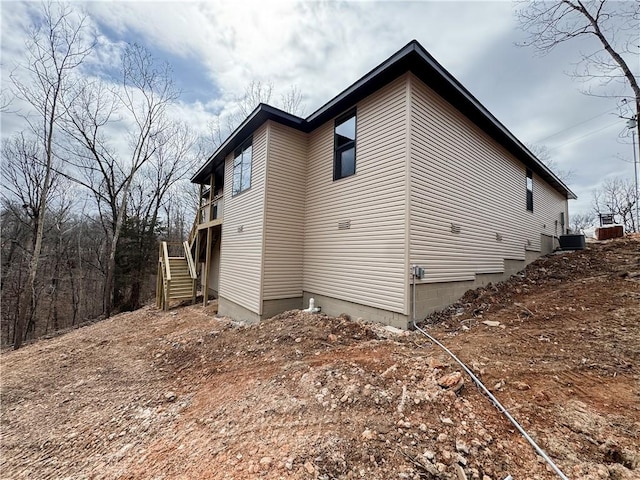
left=407, top=43, right=577, bottom=200
left=303, top=39, right=575, bottom=200
left=191, top=104, right=305, bottom=184
left=192, top=40, right=576, bottom=200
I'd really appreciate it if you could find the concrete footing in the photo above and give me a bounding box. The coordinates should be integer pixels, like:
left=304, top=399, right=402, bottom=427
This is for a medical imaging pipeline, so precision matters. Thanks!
left=219, top=249, right=548, bottom=329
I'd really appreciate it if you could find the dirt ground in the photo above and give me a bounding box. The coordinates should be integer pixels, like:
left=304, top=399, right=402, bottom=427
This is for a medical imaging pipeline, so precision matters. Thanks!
left=1, top=237, right=639, bottom=480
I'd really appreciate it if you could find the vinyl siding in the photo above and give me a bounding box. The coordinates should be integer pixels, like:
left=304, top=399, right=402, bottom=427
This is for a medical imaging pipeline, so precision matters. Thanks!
left=219, top=124, right=267, bottom=314
left=304, top=75, right=409, bottom=314
left=409, top=74, right=568, bottom=282
left=262, top=122, right=308, bottom=300
left=206, top=234, right=221, bottom=293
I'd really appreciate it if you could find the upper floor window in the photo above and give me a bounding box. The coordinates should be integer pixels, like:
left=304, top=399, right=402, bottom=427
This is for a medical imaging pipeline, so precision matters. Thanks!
left=333, top=110, right=356, bottom=180
left=232, top=139, right=252, bottom=196
left=526, top=168, right=533, bottom=212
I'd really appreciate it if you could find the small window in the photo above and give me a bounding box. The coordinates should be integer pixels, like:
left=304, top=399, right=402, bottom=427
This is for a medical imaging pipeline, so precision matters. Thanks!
left=526, top=168, right=533, bottom=212
left=333, top=110, right=356, bottom=180
left=232, top=139, right=252, bottom=196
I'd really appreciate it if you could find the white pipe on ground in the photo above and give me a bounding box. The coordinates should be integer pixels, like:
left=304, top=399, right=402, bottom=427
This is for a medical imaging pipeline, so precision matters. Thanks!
left=409, top=269, right=567, bottom=479
left=412, top=322, right=570, bottom=480
left=303, top=297, right=321, bottom=313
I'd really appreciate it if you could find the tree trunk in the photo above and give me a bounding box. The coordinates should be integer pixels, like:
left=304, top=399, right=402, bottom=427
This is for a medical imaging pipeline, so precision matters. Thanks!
left=13, top=86, right=58, bottom=349
left=14, top=210, right=47, bottom=349
left=103, top=175, right=135, bottom=317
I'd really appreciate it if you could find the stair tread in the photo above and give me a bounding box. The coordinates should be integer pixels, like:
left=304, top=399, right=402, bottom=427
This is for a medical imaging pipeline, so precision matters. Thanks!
left=159, top=243, right=197, bottom=308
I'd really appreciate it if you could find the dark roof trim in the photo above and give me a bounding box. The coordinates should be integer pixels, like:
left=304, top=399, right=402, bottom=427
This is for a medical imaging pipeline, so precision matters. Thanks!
left=191, top=40, right=576, bottom=200
left=304, top=42, right=417, bottom=127
left=404, top=41, right=576, bottom=200
left=191, top=104, right=303, bottom=183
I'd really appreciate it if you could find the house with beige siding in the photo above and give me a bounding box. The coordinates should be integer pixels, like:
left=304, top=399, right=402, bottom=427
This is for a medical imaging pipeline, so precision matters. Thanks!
left=181, top=40, right=575, bottom=329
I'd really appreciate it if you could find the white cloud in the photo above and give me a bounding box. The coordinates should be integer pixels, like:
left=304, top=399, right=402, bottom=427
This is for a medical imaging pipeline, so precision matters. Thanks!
left=2, top=0, right=638, bottom=217
left=80, top=1, right=517, bottom=111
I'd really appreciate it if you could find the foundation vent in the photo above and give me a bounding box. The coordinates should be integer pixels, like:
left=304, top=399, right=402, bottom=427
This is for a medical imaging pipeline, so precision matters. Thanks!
left=338, top=220, right=351, bottom=230
left=450, top=223, right=461, bottom=234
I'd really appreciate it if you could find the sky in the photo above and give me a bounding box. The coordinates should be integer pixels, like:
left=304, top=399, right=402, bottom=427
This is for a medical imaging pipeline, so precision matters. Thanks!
left=1, top=0, right=639, bottom=216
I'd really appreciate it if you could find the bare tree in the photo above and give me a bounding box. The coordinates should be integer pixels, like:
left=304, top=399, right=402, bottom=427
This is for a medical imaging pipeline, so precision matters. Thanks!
left=7, top=1, right=93, bottom=349
left=1, top=135, right=46, bottom=343
left=209, top=80, right=306, bottom=155
left=570, top=211, right=596, bottom=233
left=61, top=43, right=179, bottom=317
left=236, top=79, right=274, bottom=118
left=0, top=205, right=28, bottom=343
left=592, top=177, right=637, bottom=232
left=118, top=122, right=199, bottom=310
left=1, top=88, right=12, bottom=112
left=516, top=0, right=640, bottom=162
left=527, top=143, right=575, bottom=183
left=203, top=113, right=226, bottom=150
left=0, top=134, right=93, bottom=344
left=280, top=85, right=305, bottom=116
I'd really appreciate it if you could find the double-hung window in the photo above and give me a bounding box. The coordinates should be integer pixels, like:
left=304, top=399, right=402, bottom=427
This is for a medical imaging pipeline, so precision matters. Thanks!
left=232, top=139, right=252, bottom=196
left=526, top=168, right=533, bottom=212
left=333, top=110, right=357, bottom=180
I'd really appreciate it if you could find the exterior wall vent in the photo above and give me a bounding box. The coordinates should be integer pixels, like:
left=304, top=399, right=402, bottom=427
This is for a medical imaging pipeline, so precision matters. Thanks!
left=450, top=223, right=461, bottom=234
left=237, top=225, right=244, bottom=233
left=495, top=233, right=503, bottom=242
left=338, top=220, right=351, bottom=230
left=527, top=239, right=532, bottom=247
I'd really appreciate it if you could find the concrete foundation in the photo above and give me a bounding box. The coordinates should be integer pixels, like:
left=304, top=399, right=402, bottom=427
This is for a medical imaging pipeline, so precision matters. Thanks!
left=525, top=249, right=542, bottom=264
left=412, top=259, right=523, bottom=319
left=262, top=297, right=303, bottom=319
left=302, top=291, right=409, bottom=329
left=218, top=296, right=261, bottom=324
left=219, top=248, right=552, bottom=329
left=538, top=233, right=559, bottom=257
left=218, top=296, right=303, bottom=323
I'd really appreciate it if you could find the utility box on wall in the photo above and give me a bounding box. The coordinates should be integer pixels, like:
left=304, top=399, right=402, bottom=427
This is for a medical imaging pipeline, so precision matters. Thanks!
left=412, top=266, right=425, bottom=279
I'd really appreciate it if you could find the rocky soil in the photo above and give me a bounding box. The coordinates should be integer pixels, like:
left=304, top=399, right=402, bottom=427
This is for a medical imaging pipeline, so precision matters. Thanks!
left=1, top=237, right=639, bottom=480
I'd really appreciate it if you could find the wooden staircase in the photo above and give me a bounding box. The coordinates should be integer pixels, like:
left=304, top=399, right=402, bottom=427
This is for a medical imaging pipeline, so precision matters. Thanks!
left=156, top=241, right=197, bottom=310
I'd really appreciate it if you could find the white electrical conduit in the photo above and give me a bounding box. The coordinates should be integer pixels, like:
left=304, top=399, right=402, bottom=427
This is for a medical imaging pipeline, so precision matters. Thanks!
left=412, top=322, right=570, bottom=480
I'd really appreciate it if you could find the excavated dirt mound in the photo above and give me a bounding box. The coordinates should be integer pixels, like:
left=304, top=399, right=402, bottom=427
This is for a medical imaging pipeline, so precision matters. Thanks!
left=1, top=238, right=639, bottom=479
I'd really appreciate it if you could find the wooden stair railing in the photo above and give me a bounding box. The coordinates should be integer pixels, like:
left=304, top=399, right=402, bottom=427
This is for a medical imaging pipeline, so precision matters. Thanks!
left=188, top=214, right=199, bottom=250
left=156, top=240, right=198, bottom=311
